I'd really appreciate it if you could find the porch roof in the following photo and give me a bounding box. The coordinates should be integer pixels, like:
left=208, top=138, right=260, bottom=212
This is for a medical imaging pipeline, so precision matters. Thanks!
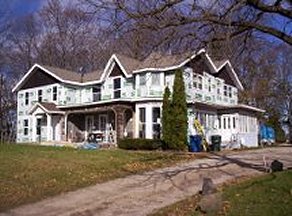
left=191, top=102, right=265, bottom=113
left=29, top=102, right=65, bottom=115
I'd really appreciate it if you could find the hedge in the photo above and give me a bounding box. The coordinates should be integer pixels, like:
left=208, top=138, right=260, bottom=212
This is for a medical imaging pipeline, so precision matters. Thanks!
left=118, top=138, right=164, bottom=150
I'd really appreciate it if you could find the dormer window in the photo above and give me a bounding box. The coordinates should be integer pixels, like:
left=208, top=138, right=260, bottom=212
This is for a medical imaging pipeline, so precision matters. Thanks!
left=113, top=78, right=121, bottom=99
left=52, top=86, right=57, bottom=101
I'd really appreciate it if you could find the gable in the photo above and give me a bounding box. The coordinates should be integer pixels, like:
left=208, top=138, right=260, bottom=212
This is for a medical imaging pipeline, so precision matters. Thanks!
left=20, top=68, right=61, bottom=90
left=109, top=63, right=126, bottom=78
left=186, top=55, right=213, bottom=75
left=214, top=67, right=237, bottom=88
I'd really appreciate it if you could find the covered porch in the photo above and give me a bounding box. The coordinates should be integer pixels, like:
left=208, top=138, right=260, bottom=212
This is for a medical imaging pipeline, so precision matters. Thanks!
left=63, top=103, right=135, bottom=144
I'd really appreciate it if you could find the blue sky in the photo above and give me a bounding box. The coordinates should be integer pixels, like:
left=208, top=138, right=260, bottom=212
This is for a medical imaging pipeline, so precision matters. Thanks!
left=3, top=0, right=45, bottom=17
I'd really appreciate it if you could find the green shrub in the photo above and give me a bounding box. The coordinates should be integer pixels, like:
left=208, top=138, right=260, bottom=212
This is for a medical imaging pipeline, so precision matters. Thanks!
left=118, top=138, right=164, bottom=150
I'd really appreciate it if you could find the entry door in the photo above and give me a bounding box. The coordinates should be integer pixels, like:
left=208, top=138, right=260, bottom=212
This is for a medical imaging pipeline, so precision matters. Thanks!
left=99, top=115, right=107, bottom=131
left=86, top=116, right=94, bottom=133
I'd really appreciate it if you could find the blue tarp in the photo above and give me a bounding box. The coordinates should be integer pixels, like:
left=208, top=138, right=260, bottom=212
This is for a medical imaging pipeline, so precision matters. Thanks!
left=80, top=142, right=100, bottom=150
left=260, top=124, right=275, bottom=143
left=189, top=135, right=202, bottom=152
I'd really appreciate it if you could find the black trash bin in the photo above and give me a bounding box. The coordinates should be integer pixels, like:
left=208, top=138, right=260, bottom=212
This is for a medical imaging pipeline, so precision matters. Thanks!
left=210, top=135, right=221, bottom=151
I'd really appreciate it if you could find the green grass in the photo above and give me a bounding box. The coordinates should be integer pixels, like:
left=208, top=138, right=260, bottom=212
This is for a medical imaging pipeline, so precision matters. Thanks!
left=222, top=170, right=292, bottom=216
left=0, top=144, right=198, bottom=212
left=151, top=170, right=292, bottom=216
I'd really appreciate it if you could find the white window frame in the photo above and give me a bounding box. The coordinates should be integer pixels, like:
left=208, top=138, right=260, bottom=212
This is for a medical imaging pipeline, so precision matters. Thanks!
left=139, top=73, right=146, bottom=86
left=151, top=73, right=160, bottom=86
left=193, top=74, right=203, bottom=90
left=113, top=77, right=121, bottom=99
left=92, top=86, right=101, bottom=102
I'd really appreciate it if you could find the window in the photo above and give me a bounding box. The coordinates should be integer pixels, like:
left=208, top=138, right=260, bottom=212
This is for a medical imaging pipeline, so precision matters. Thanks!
left=25, top=92, right=29, bottom=105
left=193, top=74, right=203, bottom=90
left=113, top=78, right=121, bottom=99
left=23, top=119, right=29, bottom=135
left=93, top=86, right=101, bottom=102
left=140, top=74, right=146, bottom=85
left=217, top=80, right=221, bottom=95
left=224, top=85, right=228, bottom=97
left=233, top=117, right=236, bottom=129
left=208, top=78, right=211, bottom=92
left=38, top=90, right=42, bottom=102
left=52, top=86, right=57, bottom=101
left=139, top=108, right=146, bottom=138
left=151, top=73, right=160, bottom=86
left=218, top=116, right=221, bottom=129
left=228, top=117, right=231, bottom=129
left=152, top=107, right=161, bottom=139
left=228, top=86, right=232, bottom=98
left=223, top=117, right=226, bottom=129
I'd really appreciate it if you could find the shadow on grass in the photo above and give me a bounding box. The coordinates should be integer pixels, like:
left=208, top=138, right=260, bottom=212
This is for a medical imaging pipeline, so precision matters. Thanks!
left=134, top=151, right=292, bottom=192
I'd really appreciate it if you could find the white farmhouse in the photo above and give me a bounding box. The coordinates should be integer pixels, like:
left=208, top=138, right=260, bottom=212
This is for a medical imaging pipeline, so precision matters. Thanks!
left=13, top=49, right=264, bottom=148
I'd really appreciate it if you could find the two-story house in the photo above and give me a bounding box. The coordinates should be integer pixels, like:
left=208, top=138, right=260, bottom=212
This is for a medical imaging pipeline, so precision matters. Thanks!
left=13, top=49, right=264, bottom=148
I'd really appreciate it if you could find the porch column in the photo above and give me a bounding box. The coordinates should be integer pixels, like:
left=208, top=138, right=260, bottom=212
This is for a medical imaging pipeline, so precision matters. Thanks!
left=115, top=106, right=125, bottom=140
left=31, top=115, right=36, bottom=142
left=46, top=113, right=52, bottom=141
left=134, top=105, right=139, bottom=138
left=64, top=113, right=68, bottom=141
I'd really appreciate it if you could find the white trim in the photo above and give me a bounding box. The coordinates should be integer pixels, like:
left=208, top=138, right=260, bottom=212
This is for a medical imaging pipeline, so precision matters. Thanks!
left=204, top=54, right=244, bottom=91
left=29, top=102, right=65, bottom=115
left=100, top=54, right=132, bottom=82
left=57, top=97, right=163, bottom=109
left=12, top=64, right=103, bottom=93
left=235, top=104, right=265, bottom=113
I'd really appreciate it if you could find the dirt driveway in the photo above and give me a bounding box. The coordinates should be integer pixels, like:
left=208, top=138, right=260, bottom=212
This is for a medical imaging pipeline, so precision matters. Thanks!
left=2, top=147, right=292, bottom=216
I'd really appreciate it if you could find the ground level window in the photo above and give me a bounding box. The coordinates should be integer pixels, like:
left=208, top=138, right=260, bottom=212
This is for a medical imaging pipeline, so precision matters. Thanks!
left=139, top=108, right=146, bottom=138
left=152, top=107, right=161, bottom=139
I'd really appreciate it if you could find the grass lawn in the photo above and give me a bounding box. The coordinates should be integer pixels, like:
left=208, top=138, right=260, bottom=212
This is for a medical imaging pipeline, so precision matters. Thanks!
left=0, top=144, right=200, bottom=212
left=151, top=170, right=292, bottom=216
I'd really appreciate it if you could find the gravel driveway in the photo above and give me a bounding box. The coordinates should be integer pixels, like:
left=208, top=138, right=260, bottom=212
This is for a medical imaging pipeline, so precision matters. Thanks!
left=2, top=146, right=292, bottom=216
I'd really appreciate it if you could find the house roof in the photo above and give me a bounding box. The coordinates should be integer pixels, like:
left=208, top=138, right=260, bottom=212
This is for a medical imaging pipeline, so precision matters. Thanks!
left=42, top=65, right=103, bottom=83
left=136, top=52, right=192, bottom=70
left=213, top=60, right=228, bottom=69
left=115, top=54, right=141, bottom=74
left=13, top=49, right=244, bottom=92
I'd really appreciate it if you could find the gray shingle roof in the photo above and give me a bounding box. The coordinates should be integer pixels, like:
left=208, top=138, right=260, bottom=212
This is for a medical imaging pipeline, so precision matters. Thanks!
left=41, top=65, right=103, bottom=83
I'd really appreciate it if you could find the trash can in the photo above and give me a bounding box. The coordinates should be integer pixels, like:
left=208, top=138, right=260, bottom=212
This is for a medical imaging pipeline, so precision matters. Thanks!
left=210, top=135, right=221, bottom=151
left=189, top=135, right=202, bottom=152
